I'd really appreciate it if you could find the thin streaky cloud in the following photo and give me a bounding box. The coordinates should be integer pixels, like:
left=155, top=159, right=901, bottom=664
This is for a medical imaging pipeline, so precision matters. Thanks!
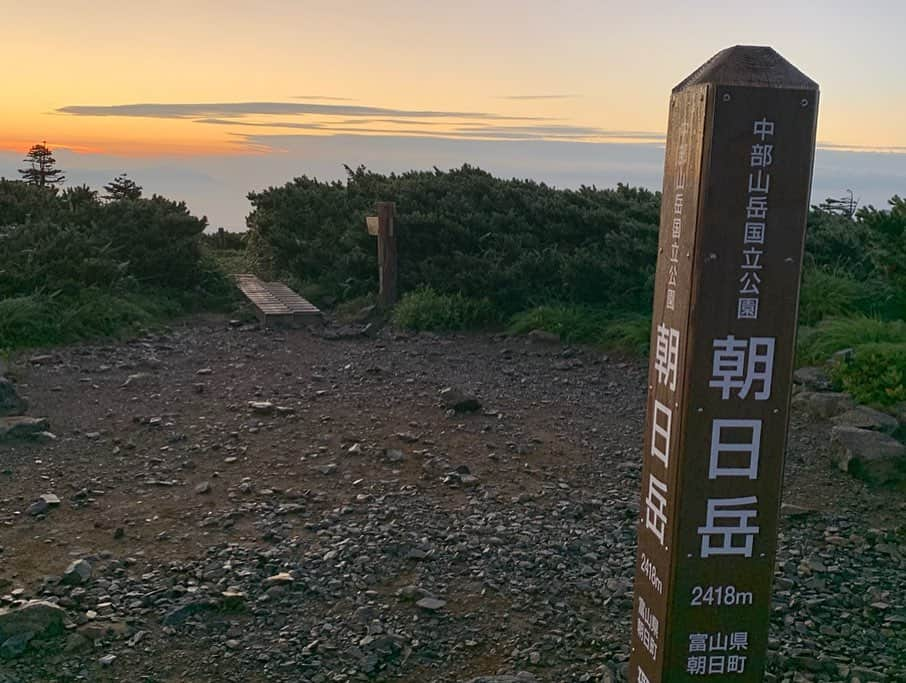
left=816, top=141, right=906, bottom=153
left=56, top=101, right=551, bottom=121
left=500, top=94, right=581, bottom=100
left=291, top=95, right=355, bottom=101
left=455, top=124, right=664, bottom=139
left=194, top=117, right=665, bottom=144
left=224, top=130, right=667, bottom=151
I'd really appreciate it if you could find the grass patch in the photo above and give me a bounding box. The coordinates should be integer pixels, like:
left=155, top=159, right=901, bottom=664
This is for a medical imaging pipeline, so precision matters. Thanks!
left=206, top=247, right=252, bottom=276
left=392, top=287, right=497, bottom=331
left=0, top=289, right=191, bottom=352
left=508, top=305, right=651, bottom=356
left=798, top=265, right=886, bottom=325
left=797, top=316, right=906, bottom=365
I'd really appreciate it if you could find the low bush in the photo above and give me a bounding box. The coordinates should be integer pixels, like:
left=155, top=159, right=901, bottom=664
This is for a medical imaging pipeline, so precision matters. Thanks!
left=0, top=290, right=184, bottom=350
left=0, top=180, right=237, bottom=350
left=392, top=287, right=496, bottom=331
left=830, top=342, right=906, bottom=406
left=246, top=166, right=661, bottom=315
left=797, top=316, right=906, bottom=365
left=798, top=266, right=887, bottom=326
left=507, top=305, right=611, bottom=344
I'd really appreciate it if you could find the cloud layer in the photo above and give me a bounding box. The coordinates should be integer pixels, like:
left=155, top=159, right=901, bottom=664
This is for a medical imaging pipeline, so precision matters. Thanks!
left=56, top=100, right=666, bottom=146
left=56, top=101, right=546, bottom=121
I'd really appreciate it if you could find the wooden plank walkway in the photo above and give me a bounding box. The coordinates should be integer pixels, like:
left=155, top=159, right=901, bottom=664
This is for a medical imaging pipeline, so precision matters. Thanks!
left=234, top=274, right=321, bottom=326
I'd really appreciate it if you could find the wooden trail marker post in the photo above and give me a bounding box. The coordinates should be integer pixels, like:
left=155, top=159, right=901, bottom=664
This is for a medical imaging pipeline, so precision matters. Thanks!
left=629, top=46, right=818, bottom=682
left=366, top=202, right=398, bottom=308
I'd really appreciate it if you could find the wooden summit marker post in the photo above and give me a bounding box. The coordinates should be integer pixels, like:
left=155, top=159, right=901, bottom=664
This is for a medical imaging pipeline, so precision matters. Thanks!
left=629, top=46, right=818, bottom=682
left=366, top=202, right=398, bottom=308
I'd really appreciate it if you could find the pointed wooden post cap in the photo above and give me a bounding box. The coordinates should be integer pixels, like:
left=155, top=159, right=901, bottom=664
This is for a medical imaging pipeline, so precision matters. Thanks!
left=674, top=45, right=818, bottom=92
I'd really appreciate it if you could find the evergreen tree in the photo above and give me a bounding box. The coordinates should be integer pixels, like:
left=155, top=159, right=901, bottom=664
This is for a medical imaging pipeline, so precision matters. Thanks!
left=18, top=142, right=65, bottom=188
left=104, top=173, right=143, bottom=201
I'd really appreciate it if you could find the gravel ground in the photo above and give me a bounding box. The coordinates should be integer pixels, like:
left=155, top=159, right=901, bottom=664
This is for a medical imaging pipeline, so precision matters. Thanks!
left=0, top=316, right=903, bottom=683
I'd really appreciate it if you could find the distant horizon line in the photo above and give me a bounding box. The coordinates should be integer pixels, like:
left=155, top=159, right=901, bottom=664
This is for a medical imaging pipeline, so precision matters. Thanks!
left=3, top=135, right=906, bottom=158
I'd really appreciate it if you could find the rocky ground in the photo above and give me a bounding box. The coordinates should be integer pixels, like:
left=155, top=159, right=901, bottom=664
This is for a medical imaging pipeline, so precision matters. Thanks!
left=0, top=315, right=903, bottom=683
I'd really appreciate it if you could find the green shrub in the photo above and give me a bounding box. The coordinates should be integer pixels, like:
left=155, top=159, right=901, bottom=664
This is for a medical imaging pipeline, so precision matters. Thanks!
left=0, top=290, right=186, bottom=351
left=598, top=313, right=652, bottom=356
left=830, top=342, right=906, bottom=406
left=507, top=305, right=611, bottom=344
left=392, top=287, right=496, bottom=331
left=0, top=295, right=62, bottom=349
left=246, top=166, right=660, bottom=314
left=798, top=266, right=887, bottom=325
left=797, top=316, right=906, bottom=365
left=0, top=179, right=231, bottom=350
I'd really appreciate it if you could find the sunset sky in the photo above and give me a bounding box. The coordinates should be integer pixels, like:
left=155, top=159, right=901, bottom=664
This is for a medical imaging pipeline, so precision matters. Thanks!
left=2, top=0, right=904, bottom=228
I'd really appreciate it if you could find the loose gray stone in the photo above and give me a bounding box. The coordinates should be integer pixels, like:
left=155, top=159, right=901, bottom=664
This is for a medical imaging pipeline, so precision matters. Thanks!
left=440, top=387, right=481, bottom=413
left=527, top=329, right=560, bottom=344
left=831, top=406, right=899, bottom=434
left=830, top=426, right=906, bottom=484
left=26, top=499, right=49, bottom=516
left=416, top=597, right=446, bottom=611
left=791, top=391, right=854, bottom=419
left=162, top=600, right=216, bottom=626
left=249, top=401, right=275, bottom=415
left=793, top=366, right=832, bottom=391
left=62, top=559, right=93, bottom=586
left=121, top=373, right=151, bottom=388
left=463, top=675, right=538, bottom=683
left=0, top=416, right=50, bottom=441
left=39, top=493, right=61, bottom=506
left=0, top=601, right=66, bottom=640
left=383, top=448, right=406, bottom=463
left=0, top=377, right=27, bottom=417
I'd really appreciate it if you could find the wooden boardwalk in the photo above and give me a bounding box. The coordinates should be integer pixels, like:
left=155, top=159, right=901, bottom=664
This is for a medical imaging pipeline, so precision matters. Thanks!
left=233, top=274, right=321, bottom=326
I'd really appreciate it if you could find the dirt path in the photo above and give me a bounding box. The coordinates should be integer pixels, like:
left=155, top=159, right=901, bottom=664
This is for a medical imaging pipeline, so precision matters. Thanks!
left=1, top=316, right=903, bottom=682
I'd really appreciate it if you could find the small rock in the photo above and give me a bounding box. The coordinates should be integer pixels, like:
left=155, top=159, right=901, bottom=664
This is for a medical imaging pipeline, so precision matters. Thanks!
left=248, top=401, right=275, bottom=415
left=62, top=559, right=93, bottom=586
left=196, top=368, right=213, bottom=375
left=793, top=366, right=832, bottom=391
left=830, top=425, right=906, bottom=484
left=0, top=600, right=66, bottom=640
left=39, top=493, right=61, bottom=506
left=99, top=654, right=117, bottom=666
left=265, top=573, right=294, bottom=585
left=194, top=481, right=211, bottom=495
left=26, top=499, right=49, bottom=516
left=162, top=600, right=216, bottom=626
left=0, top=416, right=51, bottom=441
left=121, top=373, right=151, bottom=388
left=416, top=597, right=446, bottom=611
left=527, top=329, right=560, bottom=344
left=791, top=391, right=854, bottom=419
left=780, top=503, right=818, bottom=518
left=831, top=406, right=899, bottom=434
left=0, top=377, right=27, bottom=417
left=384, top=448, right=406, bottom=463
left=440, top=387, right=481, bottom=413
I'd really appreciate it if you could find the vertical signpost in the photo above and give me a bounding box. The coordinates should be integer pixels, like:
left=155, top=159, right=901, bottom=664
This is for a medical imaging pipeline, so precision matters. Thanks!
left=366, top=201, right=398, bottom=308
left=630, top=46, right=819, bottom=682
